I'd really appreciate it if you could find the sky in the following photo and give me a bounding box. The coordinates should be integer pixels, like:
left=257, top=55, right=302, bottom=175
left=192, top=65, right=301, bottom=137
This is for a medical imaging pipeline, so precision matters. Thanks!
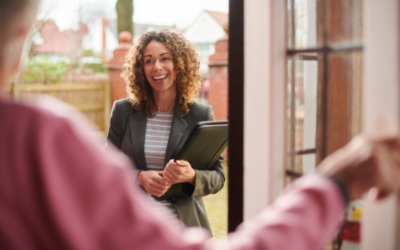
left=37, top=0, right=229, bottom=31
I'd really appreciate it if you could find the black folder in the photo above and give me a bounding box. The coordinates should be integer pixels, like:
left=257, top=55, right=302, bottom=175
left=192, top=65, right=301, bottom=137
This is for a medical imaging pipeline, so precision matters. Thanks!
left=155, top=120, right=228, bottom=200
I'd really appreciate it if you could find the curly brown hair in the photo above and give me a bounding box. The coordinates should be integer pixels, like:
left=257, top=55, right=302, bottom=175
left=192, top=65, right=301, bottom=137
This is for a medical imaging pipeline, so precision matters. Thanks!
left=121, top=30, right=201, bottom=117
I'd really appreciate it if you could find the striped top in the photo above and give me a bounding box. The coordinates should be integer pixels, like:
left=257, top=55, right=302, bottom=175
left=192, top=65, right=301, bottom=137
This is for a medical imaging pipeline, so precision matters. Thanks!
left=144, top=112, right=173, bottom=170
left=144, top=111, right=181, bottom=229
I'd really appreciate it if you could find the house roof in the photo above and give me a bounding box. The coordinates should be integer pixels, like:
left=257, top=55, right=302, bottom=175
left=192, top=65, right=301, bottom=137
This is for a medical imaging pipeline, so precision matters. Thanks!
left=205, top=10, right=228, bottom=27
left=63, top=23, right=88, bottom=52
left=34, top=20, right=70, bottom=55
left=34, top=20, right=88, bottom=55
left=182, top=10, right=228, bottom=44
left=105, top=20, right=183, bottom=44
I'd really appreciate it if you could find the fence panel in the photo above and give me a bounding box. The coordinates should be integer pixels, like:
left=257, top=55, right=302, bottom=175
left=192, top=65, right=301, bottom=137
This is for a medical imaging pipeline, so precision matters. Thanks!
left=8, top=82, right=111, bottom=134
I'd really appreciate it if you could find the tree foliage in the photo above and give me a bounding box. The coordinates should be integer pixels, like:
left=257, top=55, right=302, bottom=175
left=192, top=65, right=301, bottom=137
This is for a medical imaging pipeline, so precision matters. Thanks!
left=116, top=0, right=134, bottom=36
left=22, top=55, right=67, bottom=84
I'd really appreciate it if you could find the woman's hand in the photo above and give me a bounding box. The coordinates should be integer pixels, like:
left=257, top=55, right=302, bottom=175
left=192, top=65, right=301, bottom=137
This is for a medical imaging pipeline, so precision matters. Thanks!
left=163, top=160, right=196, bottom=185
left=319, top=134, right=400, bottom=200
left=138, top=170, right=171, bottom=197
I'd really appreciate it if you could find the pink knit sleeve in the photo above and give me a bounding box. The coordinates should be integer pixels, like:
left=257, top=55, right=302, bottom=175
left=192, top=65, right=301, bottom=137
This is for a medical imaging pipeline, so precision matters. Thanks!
left=28, top=108, right=345, bottom=250
left=214, top=175, right=346, bottom=250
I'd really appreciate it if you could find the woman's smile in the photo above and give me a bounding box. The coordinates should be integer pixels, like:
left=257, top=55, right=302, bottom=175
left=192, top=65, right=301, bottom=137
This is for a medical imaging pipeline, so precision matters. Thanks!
left=152, top=74, right=169, bottom=84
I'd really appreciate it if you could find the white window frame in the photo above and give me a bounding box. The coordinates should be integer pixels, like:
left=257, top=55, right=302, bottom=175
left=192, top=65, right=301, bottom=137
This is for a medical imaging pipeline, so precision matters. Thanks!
left=363, top=0, right=400, bottom=249
left=244, top=1, right=400, bottom=248
left=243, top=0, right=286, bottom=219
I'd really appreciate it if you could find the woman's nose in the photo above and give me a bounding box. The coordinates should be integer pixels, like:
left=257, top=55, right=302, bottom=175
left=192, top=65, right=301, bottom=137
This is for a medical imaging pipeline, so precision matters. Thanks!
left=154, top=59, right=162, bottom=71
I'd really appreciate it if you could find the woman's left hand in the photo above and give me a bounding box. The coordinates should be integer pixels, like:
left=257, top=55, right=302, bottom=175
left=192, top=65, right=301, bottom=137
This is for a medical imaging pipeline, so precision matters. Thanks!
left=163, top=159, right=196, bottom=185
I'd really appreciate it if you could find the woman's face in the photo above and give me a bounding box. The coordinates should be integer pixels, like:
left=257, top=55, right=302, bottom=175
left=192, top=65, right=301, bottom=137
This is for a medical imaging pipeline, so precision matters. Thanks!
left=143, top=40, right=177, bottom=95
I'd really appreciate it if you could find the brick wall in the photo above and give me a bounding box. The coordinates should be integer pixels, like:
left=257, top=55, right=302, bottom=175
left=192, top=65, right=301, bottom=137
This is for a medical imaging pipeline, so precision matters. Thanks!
left=106, top=32, right=132, bottom=106
left=208, top=35, right=229, bottom=121
left=208, top=34, right=229, bottom=160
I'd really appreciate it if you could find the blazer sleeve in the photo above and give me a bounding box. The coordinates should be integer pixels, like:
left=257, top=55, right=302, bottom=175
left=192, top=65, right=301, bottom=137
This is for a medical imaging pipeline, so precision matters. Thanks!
left=106, top=101, right=123, bottom=149
left=106, top=101, right=143, bottom=180
left=184, top=105, right=226, bottom=198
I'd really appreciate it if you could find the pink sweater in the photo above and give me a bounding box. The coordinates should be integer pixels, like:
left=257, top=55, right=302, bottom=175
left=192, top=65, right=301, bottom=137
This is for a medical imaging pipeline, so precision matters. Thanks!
left=0, top=99, right=345, bottom=250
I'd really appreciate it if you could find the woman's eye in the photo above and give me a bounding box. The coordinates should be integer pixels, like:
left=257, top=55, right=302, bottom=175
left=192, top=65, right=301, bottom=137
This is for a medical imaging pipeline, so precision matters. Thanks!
left=162, top=57, right=170, bottom=61
left=145, top=60, right=153, bottom=64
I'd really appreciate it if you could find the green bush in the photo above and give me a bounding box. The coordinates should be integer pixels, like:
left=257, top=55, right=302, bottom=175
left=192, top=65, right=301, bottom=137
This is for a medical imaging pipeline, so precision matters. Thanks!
left=84, top=63, right=106, bottom=73
left=82, top=49, right=95, bottom=57
left=22, top=55, right=67, bottom=83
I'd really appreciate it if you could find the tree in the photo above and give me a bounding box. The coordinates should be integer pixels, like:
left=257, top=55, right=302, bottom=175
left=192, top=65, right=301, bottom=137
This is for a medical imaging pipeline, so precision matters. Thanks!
left=116, top=0, right=134, bottom=36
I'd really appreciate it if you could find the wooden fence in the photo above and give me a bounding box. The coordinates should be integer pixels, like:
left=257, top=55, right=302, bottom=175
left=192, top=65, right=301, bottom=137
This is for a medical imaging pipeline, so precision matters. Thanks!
left=7, top=81, right=111, bottom=134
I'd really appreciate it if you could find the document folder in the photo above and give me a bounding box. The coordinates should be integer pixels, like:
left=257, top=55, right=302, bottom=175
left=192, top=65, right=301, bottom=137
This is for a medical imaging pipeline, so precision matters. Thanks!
left=155, top=121, right=228, bottom=200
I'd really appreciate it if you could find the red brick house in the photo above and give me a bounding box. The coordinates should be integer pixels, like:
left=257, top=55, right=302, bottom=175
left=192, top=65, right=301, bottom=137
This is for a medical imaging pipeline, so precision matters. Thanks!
left=33, top=20, right=88, bottom=57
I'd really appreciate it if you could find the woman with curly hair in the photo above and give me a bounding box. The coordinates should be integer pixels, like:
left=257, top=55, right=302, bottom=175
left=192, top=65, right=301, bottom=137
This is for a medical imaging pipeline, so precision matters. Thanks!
left=107, top=30, right=225, bottom=234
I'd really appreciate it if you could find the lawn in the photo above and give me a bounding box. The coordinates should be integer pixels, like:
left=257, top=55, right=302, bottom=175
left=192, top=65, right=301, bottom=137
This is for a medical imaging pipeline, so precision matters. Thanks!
left=203, top=166, right=228, bottom=239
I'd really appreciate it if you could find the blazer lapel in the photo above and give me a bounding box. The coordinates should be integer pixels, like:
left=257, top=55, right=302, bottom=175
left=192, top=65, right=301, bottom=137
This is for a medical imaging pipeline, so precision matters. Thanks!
left=128, top=109, right=148, bottom=169
left=164, top=101, right=188, bottom=165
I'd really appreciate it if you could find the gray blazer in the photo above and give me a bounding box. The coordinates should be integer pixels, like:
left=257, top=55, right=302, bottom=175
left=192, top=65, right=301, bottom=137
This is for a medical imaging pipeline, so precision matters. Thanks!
left=107, top=98, right=225, bottom=232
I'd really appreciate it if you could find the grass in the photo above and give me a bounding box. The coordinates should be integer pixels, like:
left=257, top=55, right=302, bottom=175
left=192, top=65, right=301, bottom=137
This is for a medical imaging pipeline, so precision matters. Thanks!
left=203, top=166, right=228, bottom=239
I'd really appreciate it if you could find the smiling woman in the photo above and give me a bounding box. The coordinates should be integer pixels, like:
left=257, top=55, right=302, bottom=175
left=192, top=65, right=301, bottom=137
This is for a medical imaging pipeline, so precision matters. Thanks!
left=122, top=30, right=202, bottom=117
left=107, top=30, right=225, bottom=234
left=142, top=40, right=177, bottom=105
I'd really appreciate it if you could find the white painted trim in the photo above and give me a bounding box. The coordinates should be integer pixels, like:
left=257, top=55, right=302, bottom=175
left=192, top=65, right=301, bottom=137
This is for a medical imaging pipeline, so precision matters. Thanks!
left=363, top=0, right=400, bottom=249
left=243, top=0, right=286, bottom=220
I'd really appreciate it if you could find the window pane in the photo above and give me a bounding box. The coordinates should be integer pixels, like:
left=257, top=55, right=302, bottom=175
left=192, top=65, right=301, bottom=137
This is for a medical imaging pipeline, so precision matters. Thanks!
left=327, top=0, right=363, bottom=45
left=289, top=153, right=317, bottom=174
left=287, top=52, right=363, bottom=174
left=196, top=43, right=214, bottom=71
left=317, top=51, right=363, bottom=159
left=302, top=153, right=316, bottom=174
left=289, top=0, right=363, bottom=48
left=287, top=58, right=293, bottom=171
left=285, top=176, right=295, bottom=186
left=287, top=54, right=320, bottom=173
left=288, top=0, right=319, bottom=49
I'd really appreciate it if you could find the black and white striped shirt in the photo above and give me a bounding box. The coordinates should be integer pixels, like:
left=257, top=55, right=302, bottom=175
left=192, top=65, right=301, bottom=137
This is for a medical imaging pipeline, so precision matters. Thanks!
left=145, top=112, right=173, bottom=170
left=144, top=111, right=181, bottom=229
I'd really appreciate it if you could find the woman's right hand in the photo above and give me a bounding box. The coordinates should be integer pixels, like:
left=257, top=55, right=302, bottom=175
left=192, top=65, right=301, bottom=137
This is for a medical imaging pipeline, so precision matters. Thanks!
left=138, top=171, right=171, bottom=197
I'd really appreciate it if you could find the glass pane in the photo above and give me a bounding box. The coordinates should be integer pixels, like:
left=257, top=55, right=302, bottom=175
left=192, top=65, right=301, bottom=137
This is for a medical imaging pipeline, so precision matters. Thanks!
left=287, top=54, right=319, bottom=173
left=296, top=54, right=319, bottom=151
left=294, top=155, right=303, bottom=173
left=288, top=0, right=319, bottom=49
left=287, top=58, right=292, bottom=171
left=285, top=175, right=300, bottom=187
left=287, top=0, right=293, bottom=48
left=327, top=0, right=363, bottom=45
left=323, top=51, right=363, bottom=155
left=292, top=154, right=317, bottom=174
left=302, top=153, right=316, bottom=174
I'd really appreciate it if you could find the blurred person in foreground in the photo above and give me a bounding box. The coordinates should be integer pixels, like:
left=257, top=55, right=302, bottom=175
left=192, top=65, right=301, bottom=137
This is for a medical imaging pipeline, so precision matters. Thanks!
left=1, top=1, right=400, bottom=249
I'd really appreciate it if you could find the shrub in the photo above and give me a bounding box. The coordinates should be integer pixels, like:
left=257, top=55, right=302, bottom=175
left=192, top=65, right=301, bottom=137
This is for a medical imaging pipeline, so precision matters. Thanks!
left=22, top=55, right=67, bottom=83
